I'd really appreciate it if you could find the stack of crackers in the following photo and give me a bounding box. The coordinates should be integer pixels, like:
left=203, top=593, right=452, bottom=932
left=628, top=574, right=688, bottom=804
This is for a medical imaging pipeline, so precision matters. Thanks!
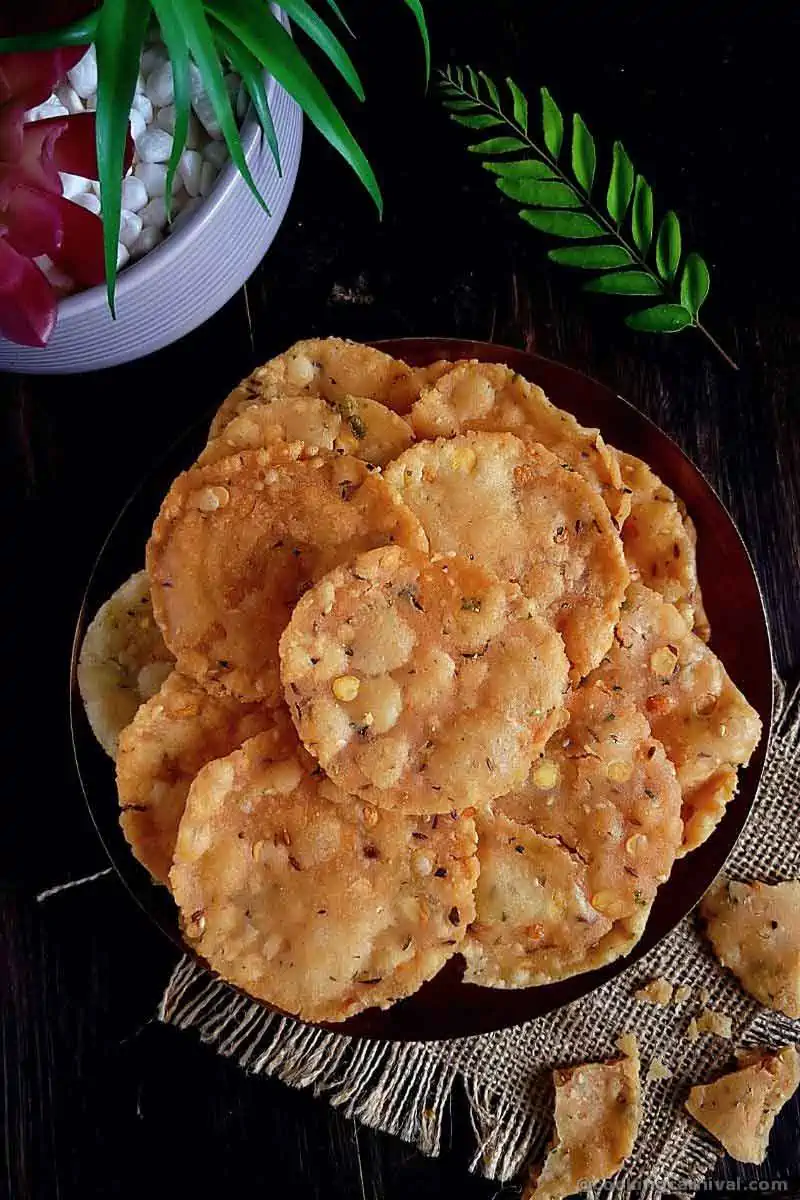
left=76, top=339, right=792, bottom=1195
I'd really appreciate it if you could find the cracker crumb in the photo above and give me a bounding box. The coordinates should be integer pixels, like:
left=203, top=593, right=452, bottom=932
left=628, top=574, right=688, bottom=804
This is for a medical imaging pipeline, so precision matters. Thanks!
left=698, top=985, right=711, bottom=1005
left=688, top=1007, right=733, bottom=1040
left=646, top=1058, right=672, bottom=1082
left=635, top=976, right=674, bottom=1006
left=673, top=984, right=692, bottom=1004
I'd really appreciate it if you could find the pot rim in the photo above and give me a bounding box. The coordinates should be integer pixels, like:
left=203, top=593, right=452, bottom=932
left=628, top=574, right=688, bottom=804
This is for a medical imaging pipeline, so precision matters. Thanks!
left=56, top=71, right=278, bottom=318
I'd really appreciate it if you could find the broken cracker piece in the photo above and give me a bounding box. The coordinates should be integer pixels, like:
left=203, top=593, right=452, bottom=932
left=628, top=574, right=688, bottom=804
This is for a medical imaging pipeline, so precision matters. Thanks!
left=685, top=1045, right=800, bottom=1164
left=523, top=1038, right=641, bottom=1199
left=688, top=1008, right=734, bottom=1041
left=635, top=976, right=674, bottom=1006
left=700, top=877, right=800, bottom=1019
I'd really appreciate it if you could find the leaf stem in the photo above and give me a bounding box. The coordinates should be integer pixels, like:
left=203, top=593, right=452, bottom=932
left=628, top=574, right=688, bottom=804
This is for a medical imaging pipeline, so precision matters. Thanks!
left=695, top=321, right=739, bottom=371
left=442, top=68, right=739, bottom=369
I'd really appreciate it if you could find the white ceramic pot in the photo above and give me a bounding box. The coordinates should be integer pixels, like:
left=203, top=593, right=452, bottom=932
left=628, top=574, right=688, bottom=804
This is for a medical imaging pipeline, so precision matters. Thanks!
left=0, top=69, right=302, bottom=373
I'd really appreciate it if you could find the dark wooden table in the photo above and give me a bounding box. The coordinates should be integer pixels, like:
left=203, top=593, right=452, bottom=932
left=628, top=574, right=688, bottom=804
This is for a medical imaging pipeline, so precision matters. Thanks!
left=2, top=2, right=798, bottom=1196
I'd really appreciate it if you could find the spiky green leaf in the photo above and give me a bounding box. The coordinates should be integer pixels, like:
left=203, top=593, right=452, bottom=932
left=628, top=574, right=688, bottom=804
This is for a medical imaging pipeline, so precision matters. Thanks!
left=631, top=175, right=653, bottom=253
left=94, top=0, right=150, bottom=314
left=177, top=0, right=268, bottom=220
left=584, top=269, right=663, bottom=295
left=442, top=98, right=482, bottom=112
left=571, top=114, right=595, bottom=192
left=548, top=245, right=634, bottom=269
left=209, top=0, right=381, bottom=213
left=321, top=0, right=354, bottom=36
left=151, top=0, right=192, bottom=219
left=212, top=20, right=282, bottom=176
left=540, top=87, right=563, bottom=158
left=0, top=11, right=99, bottom=50
left=680, top=252, right=711, bottom=316
left=606, top=140, right=634, bottom=224
left=401, top=0, right=430, bottom=82
left=506, top=77, right=528, bottom=132
left=497, top=178, right=581, bottom=208
left=520, top=210, right=605, bottom=238
left=626, top=303, right=693, bottom=332
left=276, top=0, right=364, bottom=100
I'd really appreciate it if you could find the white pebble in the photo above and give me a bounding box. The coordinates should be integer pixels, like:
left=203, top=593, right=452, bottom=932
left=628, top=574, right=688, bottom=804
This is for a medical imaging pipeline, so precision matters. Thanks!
left=199, top=160, right=218, bottom=197
left=119, top=209, right=143, bottom=249
left=67, top=45, right=97, bottom=100
left=55, top=83, right=84, bottom=114
left=72, top=192, right=101, bottom=215
left=236, top=84, right=249, bottom=121
left=121, top=175, right=149, bottom=213
left=188, top=62, right=205, bottom=99
left=131, top=92, right=153, bottom=123
left=146, top=61, right=174, bottom=108
left=172, top=195, right=202, bottom=231
left=140, top=196, right=167, bottom=228
left=224, top=72, right=242, bottom=97
left=178, top=149, right=203, bottom=197
left=59, top=171, right=91, bottom=199
left=192, top=92, right=222, bottom=139
left=129, top=108, right=147, bottom=142
left=140, top=46, right=164, bottom=76
left=135, top=71, right=146, bottom=95
left=117, top=242, right=130, bottom=270
left=85, top=94, right=97, bottom=112
left=25, top=100, right=69, bottom=122
left=202, top=140, right=229, bottom=169
left=34, top=255, right=74, bottom=292
left=130, top=225, right=164, bottom=260
left=155, top=103, right=175, bottom=134
left=185, top=111, right=203, bottom=150
left=135, top=161, right=166, bottom=197
left=136, top=127, right=173, bottom=164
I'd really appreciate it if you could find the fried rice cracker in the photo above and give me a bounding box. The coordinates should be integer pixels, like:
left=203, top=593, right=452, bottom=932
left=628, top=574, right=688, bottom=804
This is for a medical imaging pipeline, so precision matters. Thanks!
left=685, top=1045, right=800, bottom=1164
left=208, top=338, right=420, bottom=437
left=200, top=393, right=413, bottom=470
left=147, top=447, right=427, bottom=704
left=410, top=361, right=627, bottom=521
left=498, top=680, right=683, bottom=921
left=116, top=670, right=281, bottom=884
left=700, top=877, right=800, bottom=1018
left=523, top=1038, right=641, bottom=1199
left=384, top=432, right=629, bottom=679
left=591, top=583, right=762, bottom=853
left=280, top=546, right=570, bottom=812
left=170, top=728, right=479, bottom=1022
left=462, top=812, right=614, bottom=988
left=77, top=569, right=174, bottom=758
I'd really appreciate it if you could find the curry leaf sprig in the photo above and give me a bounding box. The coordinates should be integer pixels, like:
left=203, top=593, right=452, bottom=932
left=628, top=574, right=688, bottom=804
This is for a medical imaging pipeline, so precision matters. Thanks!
left=439, top=66, right=736, bottom=368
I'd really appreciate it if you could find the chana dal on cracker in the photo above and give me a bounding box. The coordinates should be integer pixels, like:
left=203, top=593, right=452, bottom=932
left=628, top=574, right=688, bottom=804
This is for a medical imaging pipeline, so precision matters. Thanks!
left=280, top=546, right=569, bottom=812
left=170, top=728, right=479, bottom=1022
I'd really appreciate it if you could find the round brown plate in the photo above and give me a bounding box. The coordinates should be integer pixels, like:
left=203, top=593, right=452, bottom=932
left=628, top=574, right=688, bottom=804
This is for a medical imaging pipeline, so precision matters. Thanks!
left=70, top=338, right=773, bottom=1041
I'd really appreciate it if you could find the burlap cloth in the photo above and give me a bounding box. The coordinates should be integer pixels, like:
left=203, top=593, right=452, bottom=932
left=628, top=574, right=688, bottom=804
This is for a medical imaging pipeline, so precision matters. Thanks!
left=159, top=678, right=800, bottom=1197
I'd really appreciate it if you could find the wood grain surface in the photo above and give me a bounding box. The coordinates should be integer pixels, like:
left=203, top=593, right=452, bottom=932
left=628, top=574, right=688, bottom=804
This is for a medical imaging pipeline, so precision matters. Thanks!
left=1, top=1, right=798, bottom=1195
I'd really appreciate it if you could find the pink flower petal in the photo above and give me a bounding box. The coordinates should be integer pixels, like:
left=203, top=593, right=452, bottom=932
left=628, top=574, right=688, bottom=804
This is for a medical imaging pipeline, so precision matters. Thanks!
left=3, top=185, right=63, bottom=258
left=0, top=102, right=24, bottom=162
left=12, top=116, right=69, bottom=195
left=0, top=47, right=85, bottom=109
left=49, top=192, right=105, bottom=287
left=0, top=234, right=57, bottom=346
